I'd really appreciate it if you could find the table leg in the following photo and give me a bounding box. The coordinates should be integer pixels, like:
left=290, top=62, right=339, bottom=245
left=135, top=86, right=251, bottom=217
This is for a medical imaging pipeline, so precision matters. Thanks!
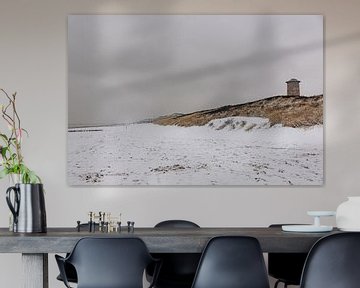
left=22, top=253, right=48, bottom=288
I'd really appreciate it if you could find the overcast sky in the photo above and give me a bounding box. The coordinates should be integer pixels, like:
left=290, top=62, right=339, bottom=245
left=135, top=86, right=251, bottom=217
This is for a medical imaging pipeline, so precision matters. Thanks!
left=68, top=15, right=323, bottom=127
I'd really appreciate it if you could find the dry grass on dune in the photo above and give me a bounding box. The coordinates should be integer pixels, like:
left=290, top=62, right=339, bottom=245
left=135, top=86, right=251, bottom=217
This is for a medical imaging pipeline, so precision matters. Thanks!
left=153, top=95, right=323, bottom=128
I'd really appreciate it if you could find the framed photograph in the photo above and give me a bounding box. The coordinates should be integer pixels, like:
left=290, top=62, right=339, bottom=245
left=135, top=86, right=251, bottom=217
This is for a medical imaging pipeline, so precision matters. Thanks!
left=67, top=15, right=323, bottom=186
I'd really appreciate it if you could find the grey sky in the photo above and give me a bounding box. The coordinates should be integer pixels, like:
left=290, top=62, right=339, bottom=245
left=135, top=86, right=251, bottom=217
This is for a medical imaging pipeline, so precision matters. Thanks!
left=68, top=15, right=323, bottom=127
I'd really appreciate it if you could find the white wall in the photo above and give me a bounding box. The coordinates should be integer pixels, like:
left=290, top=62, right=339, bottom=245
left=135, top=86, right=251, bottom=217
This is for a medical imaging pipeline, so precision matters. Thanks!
left=0, top=0, right=359, bottom=287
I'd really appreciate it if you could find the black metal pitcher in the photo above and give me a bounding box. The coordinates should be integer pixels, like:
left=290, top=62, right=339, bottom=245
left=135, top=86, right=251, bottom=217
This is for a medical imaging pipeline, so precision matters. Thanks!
left=6, top=183, right=47, bottom=233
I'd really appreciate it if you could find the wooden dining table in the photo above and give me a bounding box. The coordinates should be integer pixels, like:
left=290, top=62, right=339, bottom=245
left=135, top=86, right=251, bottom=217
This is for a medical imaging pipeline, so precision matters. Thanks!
left=0, top=226, right=339, bottom=288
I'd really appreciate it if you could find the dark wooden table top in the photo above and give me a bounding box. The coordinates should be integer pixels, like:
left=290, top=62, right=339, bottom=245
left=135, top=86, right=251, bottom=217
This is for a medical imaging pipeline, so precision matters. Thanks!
left=0, top=227, right=339, bottom=254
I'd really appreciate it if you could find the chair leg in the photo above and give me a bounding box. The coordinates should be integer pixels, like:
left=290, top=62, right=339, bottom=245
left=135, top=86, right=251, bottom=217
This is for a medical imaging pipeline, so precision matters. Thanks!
left=274, top=280, right=289, bottom=288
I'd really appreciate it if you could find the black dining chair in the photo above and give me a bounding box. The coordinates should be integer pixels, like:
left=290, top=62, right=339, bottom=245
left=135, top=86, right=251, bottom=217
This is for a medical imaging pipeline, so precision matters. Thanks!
left=146, top=220, right=201, bottom=288
left=56, top=223, right=99, bottom=284
left=268, top=224, right=308, bottom=288
left=55, top=237, right=161, bottom=288
left=300, top=232, right=360, bottom=288
left=191, top=236, right=270, bottom=288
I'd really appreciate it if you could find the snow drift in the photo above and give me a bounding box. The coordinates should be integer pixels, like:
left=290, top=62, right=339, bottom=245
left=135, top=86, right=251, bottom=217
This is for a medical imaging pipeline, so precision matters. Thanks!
left=67, top=116, right=323, bottom=185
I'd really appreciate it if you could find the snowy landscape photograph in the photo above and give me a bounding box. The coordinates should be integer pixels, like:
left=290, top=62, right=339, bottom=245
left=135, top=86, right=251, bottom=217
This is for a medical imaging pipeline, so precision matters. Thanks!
left=67, top=15, right=323, bottom=186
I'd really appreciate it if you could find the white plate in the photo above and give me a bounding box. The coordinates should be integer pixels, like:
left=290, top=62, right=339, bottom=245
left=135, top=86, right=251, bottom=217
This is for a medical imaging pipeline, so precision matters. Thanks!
left=307, top=211, right=336, bottom=217
left=282, top=225, right=333, bottom=232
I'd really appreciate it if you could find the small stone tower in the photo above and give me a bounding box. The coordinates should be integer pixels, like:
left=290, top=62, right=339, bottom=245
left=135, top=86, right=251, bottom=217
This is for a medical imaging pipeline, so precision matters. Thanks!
left=286, top=78, right=301, bottom=96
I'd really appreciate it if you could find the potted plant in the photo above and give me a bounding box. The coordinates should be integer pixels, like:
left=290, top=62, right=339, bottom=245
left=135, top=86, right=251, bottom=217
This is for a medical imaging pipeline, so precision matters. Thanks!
left=1, top=88, right=46, bottom=233
left=0, top=88, right=41, bottom=183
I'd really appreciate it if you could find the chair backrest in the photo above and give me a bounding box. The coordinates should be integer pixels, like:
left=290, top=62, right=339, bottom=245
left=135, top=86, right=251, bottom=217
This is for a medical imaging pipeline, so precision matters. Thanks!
left=150, top=220, right=201, bottom=287
left=300, top=232, right=360, bottom=288
left=155, top=220, right=200, bottom=228
left=66, top=237, right=154, bottom=288
left=191, top=236, right=270, bottom=288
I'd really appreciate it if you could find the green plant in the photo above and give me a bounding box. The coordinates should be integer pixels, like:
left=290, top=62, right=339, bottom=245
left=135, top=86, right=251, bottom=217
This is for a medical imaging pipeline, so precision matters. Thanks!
left=0, top=88, right=41, bottom=183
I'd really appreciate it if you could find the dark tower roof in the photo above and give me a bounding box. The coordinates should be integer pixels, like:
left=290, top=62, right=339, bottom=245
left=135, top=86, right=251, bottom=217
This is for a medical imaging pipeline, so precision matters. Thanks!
left=286, top=78, right=301, bottom=83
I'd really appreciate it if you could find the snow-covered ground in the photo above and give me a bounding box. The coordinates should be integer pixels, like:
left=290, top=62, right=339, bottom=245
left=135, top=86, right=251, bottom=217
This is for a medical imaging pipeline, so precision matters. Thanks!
left=67, top=117, right=323, bottom=185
